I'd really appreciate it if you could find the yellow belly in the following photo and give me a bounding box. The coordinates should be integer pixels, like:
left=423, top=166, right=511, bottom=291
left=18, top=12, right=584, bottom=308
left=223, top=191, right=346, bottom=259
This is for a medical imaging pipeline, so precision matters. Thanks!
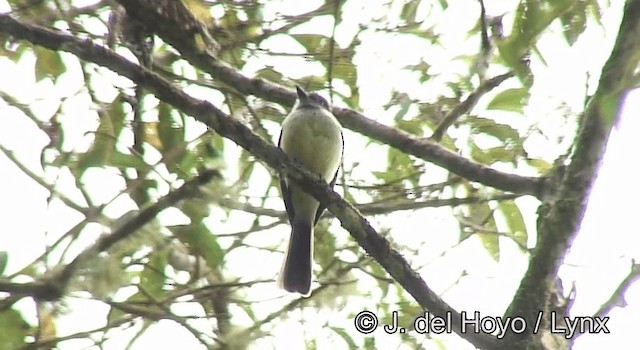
left=280, top=109, right=342, bottom=181
left=280, top=107, right=343, bottom=223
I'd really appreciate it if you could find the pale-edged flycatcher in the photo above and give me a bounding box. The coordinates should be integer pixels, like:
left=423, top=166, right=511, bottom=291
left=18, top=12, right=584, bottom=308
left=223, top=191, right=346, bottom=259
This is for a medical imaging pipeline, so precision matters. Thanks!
left=277, top=86, right=343, bottom=296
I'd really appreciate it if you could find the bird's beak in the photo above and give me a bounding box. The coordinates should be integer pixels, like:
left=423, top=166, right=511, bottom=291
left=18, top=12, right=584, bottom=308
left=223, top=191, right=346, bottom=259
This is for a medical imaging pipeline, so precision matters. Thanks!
left=295, top=85, right=308, bottom=101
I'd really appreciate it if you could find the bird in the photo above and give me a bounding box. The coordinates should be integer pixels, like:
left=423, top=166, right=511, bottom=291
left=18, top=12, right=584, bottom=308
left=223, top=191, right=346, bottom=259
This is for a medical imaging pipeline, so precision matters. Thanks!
left=277, top=85, right=343, bottom=296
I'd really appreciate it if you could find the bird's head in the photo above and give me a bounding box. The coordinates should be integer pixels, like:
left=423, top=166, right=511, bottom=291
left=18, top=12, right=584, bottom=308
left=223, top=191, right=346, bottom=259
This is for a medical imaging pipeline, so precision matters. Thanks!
left=295, top=85, right=330, bottom=111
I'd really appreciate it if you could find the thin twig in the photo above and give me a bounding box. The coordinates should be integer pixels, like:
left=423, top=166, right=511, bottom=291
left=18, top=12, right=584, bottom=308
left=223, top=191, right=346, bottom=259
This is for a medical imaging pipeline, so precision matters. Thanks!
left=430, top=72, right=514, bottom=142
left=594, top=260, right=640, bottom=317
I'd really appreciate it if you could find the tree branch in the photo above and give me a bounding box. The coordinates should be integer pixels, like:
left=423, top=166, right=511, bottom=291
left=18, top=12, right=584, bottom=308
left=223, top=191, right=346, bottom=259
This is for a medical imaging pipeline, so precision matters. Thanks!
left=0, top=168, right=220, bottom=301
left=594, top=260, right=640, bottom=318
left=504, top=0, right=640, bottom=347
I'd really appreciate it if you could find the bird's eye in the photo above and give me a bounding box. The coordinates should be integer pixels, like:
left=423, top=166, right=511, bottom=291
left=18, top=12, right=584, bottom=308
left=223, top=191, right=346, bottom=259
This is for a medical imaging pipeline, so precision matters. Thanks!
left=310, top=93, right=330, bottom=110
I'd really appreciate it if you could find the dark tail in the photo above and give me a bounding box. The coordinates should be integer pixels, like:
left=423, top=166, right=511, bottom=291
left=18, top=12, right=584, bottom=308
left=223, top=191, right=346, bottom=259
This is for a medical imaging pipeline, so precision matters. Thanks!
left=278, top=221, right=313, bottom=296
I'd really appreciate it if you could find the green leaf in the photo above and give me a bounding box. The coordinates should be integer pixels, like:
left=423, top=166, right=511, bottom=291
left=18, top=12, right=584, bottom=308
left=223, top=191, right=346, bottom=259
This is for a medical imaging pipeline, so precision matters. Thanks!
left=487, top=147, right=516, bottom=163
left=363, top=336, right=376, bottom=350
left=210, top=133, right=225, bottom=155
left=256, top=67, right=283, bottom=82
left=140, top=251, right=168, bottom=299
left=158, top=102, right=186, bottom=172
left=183, top=0, right=213, bottom=23
left=331, top=57, right=358, bottom=87
left=470, top=142, right=515, bottom=165
left=477, top=232, right=499, bottom=261
left=237, top=149, right=256, bottom=185
left=400, top=1, right=420, bottom=24
left=107, top=291, right=164, bottom=324
left=106, top=302, right=126, bottom=324
left=395, top=117, right=424, bottom=136
left=173, top=223, right=224, bottom=271
left=107, top=96, right=127, bottom=139
left=180, top=197, right=212, bottom=220
left=599, top=92, right=622, bottom=129
left=0, top=251, right=7, bottom=275
left=291, top=33, right=328, bottom=54
left=106, top=151, right=146, bottom=169
left=196, top=136, right=222, bottom=162
left=173, top=135, right=223, bottom=177
left=315, top=224, right=337, bottom=270
left=375, top=148, right=416, bottom=185
left=0, top=309, right=30, bottom=348
left=178, top=150, right=199, bottom=175
left=526, top=158, right=552, bottom=173
left=369, top=262, right=389, bottom=296
left=34, top=47, right=66, bottom=81
left=225, top=93, right=249, bottom=116
left=392, top=95, right=424, bottom=137
left=296, top=76, right=331, bottom=92
left=393, top=96, right=412, bottom=122
left=486, top=88, right=529, bottom=113
left=498, top=200, right=528, bottom=248
left=498, top=0, right=574, bottom=81
left=461, top=187, right=499, bottom=261
left=77, top=114, right=116, bottom=172
left=329, top=327, right=357, bottom=348
left=396, top=300, right=422, bottom=330
left=560, top=1, right=588, bottom=45
left=586, top=0, right=603, bottom=27
left=469, top=116, right=521, bottom=143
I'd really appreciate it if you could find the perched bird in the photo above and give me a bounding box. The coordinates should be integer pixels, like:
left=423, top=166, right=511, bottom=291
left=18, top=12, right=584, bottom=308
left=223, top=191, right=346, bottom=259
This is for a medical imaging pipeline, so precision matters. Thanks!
left=277, top=86, right=343, bottom=296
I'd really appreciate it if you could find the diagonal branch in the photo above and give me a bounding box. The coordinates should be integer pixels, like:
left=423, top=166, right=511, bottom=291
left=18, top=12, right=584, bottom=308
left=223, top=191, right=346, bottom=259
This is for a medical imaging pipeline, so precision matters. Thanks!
left=0, top=168, right=220, bottom=302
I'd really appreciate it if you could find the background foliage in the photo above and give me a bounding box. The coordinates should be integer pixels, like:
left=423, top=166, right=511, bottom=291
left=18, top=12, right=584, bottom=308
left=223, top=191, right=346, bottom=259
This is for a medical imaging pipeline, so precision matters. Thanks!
left=0, top=0, right=638, bottom=349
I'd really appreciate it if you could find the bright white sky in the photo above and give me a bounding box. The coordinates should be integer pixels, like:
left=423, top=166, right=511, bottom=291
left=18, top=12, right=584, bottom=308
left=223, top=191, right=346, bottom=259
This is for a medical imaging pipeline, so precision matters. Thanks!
left=0, top=0, right=638, bottom=349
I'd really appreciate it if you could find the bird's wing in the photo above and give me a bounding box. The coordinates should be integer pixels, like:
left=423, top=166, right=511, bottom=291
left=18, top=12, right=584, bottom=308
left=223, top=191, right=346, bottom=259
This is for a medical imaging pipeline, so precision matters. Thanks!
left=313, top=130, right=343, bottom=225
left=278, top=131, right=296, bottom=224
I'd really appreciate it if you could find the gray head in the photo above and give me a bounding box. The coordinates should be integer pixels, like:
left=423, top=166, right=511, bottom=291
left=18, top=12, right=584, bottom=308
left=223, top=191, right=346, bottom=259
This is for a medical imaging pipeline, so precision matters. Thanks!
left=295, top=85, right=330, bottom=110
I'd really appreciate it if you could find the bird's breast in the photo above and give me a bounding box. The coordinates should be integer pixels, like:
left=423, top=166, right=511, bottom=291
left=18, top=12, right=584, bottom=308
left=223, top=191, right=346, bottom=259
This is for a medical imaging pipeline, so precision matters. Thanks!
left=280, top=109, right=342, bottom=181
